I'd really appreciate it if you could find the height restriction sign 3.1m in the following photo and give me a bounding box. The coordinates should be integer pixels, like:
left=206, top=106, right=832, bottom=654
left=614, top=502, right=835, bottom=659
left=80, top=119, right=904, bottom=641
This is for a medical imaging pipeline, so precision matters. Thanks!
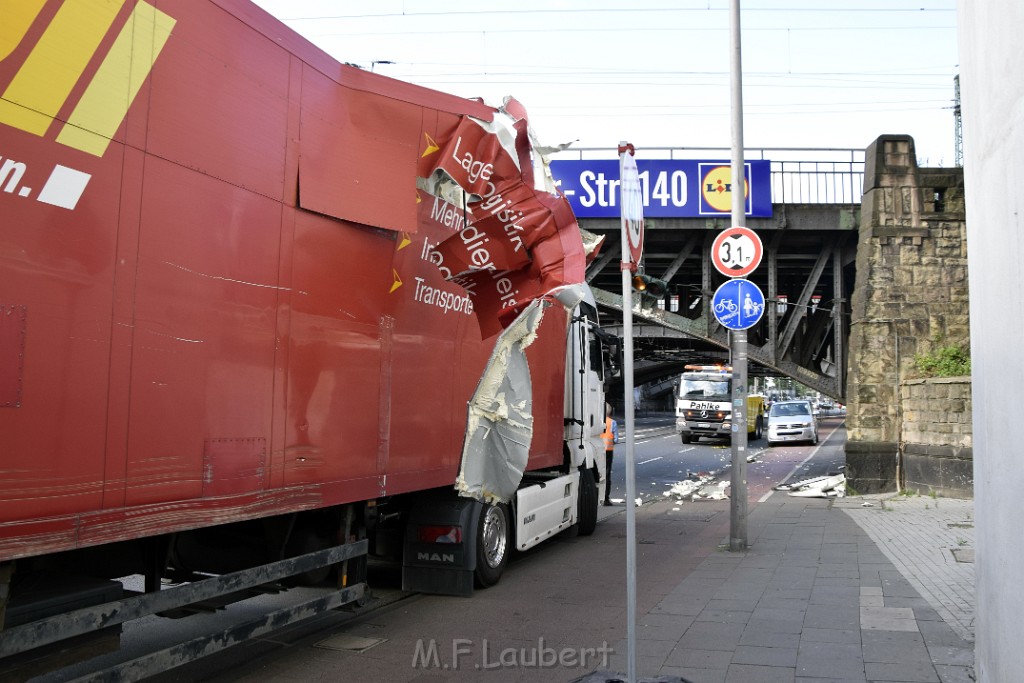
left=711, top=226, right=762, bottom=278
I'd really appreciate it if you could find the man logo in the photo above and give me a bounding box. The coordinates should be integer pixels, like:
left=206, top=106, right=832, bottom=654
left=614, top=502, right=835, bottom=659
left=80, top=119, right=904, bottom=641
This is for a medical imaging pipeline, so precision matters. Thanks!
left=0, top=0, right=176, bottom=158
left=417, top=552, right=456, bottom=564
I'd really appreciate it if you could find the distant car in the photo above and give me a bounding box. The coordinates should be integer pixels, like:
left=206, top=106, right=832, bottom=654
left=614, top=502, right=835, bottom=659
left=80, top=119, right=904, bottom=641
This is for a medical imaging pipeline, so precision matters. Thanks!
left=766, top=400, right=818, bottom=446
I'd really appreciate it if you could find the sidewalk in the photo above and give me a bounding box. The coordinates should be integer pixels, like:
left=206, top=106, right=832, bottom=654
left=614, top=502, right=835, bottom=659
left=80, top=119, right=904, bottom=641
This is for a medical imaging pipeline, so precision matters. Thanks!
left=587, top=493, right=976, bottom=683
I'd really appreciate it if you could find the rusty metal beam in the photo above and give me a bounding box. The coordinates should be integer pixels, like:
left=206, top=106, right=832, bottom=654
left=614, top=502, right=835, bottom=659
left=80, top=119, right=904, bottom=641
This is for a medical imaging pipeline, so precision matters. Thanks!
left=659, top=233, right=701, bottom=284
left=593, top=287, right=843, bottom=398
left=777, top=237, right=836, bottom=357
left=833, top=244, right=846, bottom=398
left=586, top=242, right=620, bottom=283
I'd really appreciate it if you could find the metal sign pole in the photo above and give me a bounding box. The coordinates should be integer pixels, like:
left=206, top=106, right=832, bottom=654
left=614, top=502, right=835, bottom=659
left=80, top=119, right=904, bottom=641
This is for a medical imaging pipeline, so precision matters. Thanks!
left=729, top=0, right=749, bottom=551
left=618, top=142, right=640, bottom=683
left=621, top=249, right=637, bottom=683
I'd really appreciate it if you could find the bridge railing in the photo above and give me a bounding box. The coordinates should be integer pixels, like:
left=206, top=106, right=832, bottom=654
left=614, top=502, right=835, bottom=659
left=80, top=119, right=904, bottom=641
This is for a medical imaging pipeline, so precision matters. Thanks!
left=555, top=146, right=866, bottom=205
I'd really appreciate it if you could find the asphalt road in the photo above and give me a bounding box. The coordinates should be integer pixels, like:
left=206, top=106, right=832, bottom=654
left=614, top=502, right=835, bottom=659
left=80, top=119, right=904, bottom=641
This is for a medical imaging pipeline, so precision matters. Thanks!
left=603, top=411, right=848, bottom=507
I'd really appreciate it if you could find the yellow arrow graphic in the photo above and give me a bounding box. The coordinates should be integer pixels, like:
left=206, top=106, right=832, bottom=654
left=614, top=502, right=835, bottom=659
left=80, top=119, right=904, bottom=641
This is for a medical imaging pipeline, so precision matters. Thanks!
left=389, top=269, right=403, bottom=293
left=421, top=132, right=439, bottom=158
left=397, top=232, right=412, bottom=251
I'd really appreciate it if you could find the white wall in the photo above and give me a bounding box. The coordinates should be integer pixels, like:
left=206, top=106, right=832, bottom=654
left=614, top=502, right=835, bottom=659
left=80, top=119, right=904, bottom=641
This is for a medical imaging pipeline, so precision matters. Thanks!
left=957, top=2, right=1024, bottom=680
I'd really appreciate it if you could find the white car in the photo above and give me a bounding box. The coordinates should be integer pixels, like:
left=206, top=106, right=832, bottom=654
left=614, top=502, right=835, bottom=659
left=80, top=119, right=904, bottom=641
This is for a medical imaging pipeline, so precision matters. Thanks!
left=766, top=400, right=818, bottom=446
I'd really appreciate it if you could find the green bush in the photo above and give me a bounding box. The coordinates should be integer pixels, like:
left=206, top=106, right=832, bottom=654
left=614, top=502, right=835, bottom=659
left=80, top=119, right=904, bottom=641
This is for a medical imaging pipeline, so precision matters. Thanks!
left=913, top=343, right=971, bottom=378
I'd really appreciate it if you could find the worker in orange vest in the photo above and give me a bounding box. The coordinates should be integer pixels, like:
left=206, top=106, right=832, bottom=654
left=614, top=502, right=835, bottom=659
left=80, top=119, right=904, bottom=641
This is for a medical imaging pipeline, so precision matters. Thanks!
left=600, top=405, right=618, bottom=506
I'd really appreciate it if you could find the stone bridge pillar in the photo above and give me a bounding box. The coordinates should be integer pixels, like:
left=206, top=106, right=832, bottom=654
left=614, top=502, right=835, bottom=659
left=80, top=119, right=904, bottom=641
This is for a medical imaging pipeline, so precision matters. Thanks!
left=845, top=135, right=968, bottom=494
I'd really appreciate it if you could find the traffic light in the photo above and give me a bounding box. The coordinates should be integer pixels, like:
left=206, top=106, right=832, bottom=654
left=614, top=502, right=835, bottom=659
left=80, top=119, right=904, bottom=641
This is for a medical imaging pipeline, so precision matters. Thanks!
left=631, top=274, right=668, bottom=298
left=631, top=274, right=668, bottom=310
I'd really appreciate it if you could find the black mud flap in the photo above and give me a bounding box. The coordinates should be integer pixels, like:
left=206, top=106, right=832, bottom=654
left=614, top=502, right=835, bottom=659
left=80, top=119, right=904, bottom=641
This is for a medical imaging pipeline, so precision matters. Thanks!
left=402, top=496, right=481, bottom=597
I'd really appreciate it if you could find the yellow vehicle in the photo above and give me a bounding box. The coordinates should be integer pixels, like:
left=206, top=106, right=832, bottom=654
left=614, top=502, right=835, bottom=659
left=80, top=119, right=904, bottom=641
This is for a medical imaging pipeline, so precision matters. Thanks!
left=674, top=365, right=766, bottom=444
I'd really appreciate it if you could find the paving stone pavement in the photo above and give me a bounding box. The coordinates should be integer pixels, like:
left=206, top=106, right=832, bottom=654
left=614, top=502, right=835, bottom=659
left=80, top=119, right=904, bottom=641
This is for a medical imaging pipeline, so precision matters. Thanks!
left=595, top=494, right=975, bottom=683
left=840, top=494, right=975, bottom=644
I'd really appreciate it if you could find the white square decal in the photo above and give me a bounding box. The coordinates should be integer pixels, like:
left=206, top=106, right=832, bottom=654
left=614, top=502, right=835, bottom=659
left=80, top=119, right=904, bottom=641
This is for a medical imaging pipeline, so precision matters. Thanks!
left=37, top=165, right=92, bottom=210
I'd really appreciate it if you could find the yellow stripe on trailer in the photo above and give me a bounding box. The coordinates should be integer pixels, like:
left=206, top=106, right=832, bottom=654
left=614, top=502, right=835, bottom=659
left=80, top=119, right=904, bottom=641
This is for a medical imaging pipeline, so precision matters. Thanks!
left=0, top=0, right=48, bottom=62
left=0, top=0, right=123, bottom=137
left=57, top=2, right=176, bottom=156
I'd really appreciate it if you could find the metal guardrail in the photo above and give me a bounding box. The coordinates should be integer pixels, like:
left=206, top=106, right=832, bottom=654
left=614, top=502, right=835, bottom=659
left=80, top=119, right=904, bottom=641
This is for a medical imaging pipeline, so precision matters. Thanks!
left=767, top=156, right=864, bottom=205
left=554, top=146, right=866, bottom=206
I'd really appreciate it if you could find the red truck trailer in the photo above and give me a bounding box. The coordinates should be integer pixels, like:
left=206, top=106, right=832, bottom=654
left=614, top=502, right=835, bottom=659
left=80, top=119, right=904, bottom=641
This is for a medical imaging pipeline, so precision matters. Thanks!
left=0, top=0, right=609, bottom=676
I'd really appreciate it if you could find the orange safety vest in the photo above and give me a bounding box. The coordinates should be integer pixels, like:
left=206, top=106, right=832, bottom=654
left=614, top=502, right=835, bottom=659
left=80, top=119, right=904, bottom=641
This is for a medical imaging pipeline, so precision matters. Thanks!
left=600, top=417, right=615, bottom=451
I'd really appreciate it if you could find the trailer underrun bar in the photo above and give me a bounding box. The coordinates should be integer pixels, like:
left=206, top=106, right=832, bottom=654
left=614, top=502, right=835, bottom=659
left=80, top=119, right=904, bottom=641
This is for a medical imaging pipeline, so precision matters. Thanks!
left=2, top=539, right=367, bottom=677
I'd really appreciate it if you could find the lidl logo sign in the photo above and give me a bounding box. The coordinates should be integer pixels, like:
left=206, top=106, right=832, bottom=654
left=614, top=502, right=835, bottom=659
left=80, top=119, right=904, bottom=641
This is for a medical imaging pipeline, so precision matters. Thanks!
left=699, top=163, right=751, bottom=215
left=0, top=0, right=175, bottom=209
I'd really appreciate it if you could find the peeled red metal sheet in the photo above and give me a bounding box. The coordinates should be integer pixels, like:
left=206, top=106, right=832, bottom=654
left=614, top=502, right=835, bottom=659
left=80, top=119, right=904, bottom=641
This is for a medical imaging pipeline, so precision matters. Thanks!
left=298, top=75, right=417, bottom=231
left=297, top=65, right=494, bottom=233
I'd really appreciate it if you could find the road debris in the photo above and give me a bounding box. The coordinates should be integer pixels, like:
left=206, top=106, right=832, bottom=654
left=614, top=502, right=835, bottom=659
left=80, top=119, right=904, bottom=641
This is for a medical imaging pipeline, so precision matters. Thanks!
left=775, top=472, right=846, bottom=498
left=663, top=470, right=729, bottom=502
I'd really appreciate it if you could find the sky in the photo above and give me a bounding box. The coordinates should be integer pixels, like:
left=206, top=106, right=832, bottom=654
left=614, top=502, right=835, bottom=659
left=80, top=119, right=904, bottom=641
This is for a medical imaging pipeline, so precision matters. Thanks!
left=249, top=0, right=960, bottom=167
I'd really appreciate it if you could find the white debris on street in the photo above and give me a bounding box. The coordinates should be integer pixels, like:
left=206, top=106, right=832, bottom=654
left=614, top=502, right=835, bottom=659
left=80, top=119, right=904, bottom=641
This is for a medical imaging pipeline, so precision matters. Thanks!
left=663, top=470, right=730, bottom=502
left=774, top=472, right=846, bottom=498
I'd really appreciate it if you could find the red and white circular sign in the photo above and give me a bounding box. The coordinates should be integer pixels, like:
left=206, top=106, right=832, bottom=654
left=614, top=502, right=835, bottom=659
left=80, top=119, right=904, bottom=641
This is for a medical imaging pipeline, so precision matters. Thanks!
left=620, top=150, right=645, bottom=264
left=711, top=226, right=762, bottom=278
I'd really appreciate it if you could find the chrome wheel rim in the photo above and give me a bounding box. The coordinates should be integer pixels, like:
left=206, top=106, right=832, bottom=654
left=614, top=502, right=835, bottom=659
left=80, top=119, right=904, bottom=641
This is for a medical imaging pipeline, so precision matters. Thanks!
left=482, top=506, right=508, bottom=569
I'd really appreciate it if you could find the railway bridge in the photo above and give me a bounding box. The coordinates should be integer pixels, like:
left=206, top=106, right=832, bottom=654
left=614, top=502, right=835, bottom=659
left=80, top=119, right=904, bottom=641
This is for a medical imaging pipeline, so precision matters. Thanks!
left=558, top=145, right=863, bottom=401
left=563, top=135, right=970, bottom=495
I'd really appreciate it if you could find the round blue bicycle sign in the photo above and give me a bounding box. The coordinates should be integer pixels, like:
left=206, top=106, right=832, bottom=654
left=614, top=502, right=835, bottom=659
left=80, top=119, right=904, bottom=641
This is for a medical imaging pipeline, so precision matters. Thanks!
left=712, top=279, right=765, bottom=330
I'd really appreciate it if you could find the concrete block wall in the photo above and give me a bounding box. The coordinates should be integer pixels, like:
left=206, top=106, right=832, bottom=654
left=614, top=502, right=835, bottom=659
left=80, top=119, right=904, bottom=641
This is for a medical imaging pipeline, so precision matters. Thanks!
left=845, top=135, right=969, bottom=494
left=899, top=377, right=973, bottom=498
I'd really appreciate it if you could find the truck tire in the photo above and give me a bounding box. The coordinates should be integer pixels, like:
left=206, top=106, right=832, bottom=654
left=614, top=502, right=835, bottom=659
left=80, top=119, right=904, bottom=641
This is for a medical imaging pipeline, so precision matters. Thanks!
left=681, top=433, right=692, bottom=444
left=753, top=416, right=763, bottom=441
left=575, top=466, right=599, bottom=536
left=474, top=503, right=510, bottom=588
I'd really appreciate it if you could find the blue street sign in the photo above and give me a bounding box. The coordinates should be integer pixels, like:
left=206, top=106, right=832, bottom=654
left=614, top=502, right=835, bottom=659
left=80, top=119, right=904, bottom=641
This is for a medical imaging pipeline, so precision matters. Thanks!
left=712, top=279, right=765, bottom=330
left=550, top=159, right=773, bottom=219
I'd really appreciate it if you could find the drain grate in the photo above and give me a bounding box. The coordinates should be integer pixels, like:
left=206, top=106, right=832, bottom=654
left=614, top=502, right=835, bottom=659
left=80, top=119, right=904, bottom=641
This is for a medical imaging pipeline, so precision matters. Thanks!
left=314, top=633, right=387, bottom=653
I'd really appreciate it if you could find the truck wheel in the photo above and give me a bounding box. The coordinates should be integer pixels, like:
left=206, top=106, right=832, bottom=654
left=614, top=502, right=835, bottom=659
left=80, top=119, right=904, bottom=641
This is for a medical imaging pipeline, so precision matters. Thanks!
left=575, top=467, right=599, bottom=536
left=753, top=416, right=764, bottom=441
left=681, top=433, right=692, bottom=444
left=474, top=503, right=510, bottom=588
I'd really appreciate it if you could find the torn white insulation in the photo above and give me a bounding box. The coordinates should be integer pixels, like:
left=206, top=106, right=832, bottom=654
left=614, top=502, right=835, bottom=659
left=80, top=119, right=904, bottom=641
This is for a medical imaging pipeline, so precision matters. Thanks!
left=578, top=227, right=606, bottom=262
left=455, top=299, right=547, bottom=505
left=455, top=285, right=587, bottom=505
